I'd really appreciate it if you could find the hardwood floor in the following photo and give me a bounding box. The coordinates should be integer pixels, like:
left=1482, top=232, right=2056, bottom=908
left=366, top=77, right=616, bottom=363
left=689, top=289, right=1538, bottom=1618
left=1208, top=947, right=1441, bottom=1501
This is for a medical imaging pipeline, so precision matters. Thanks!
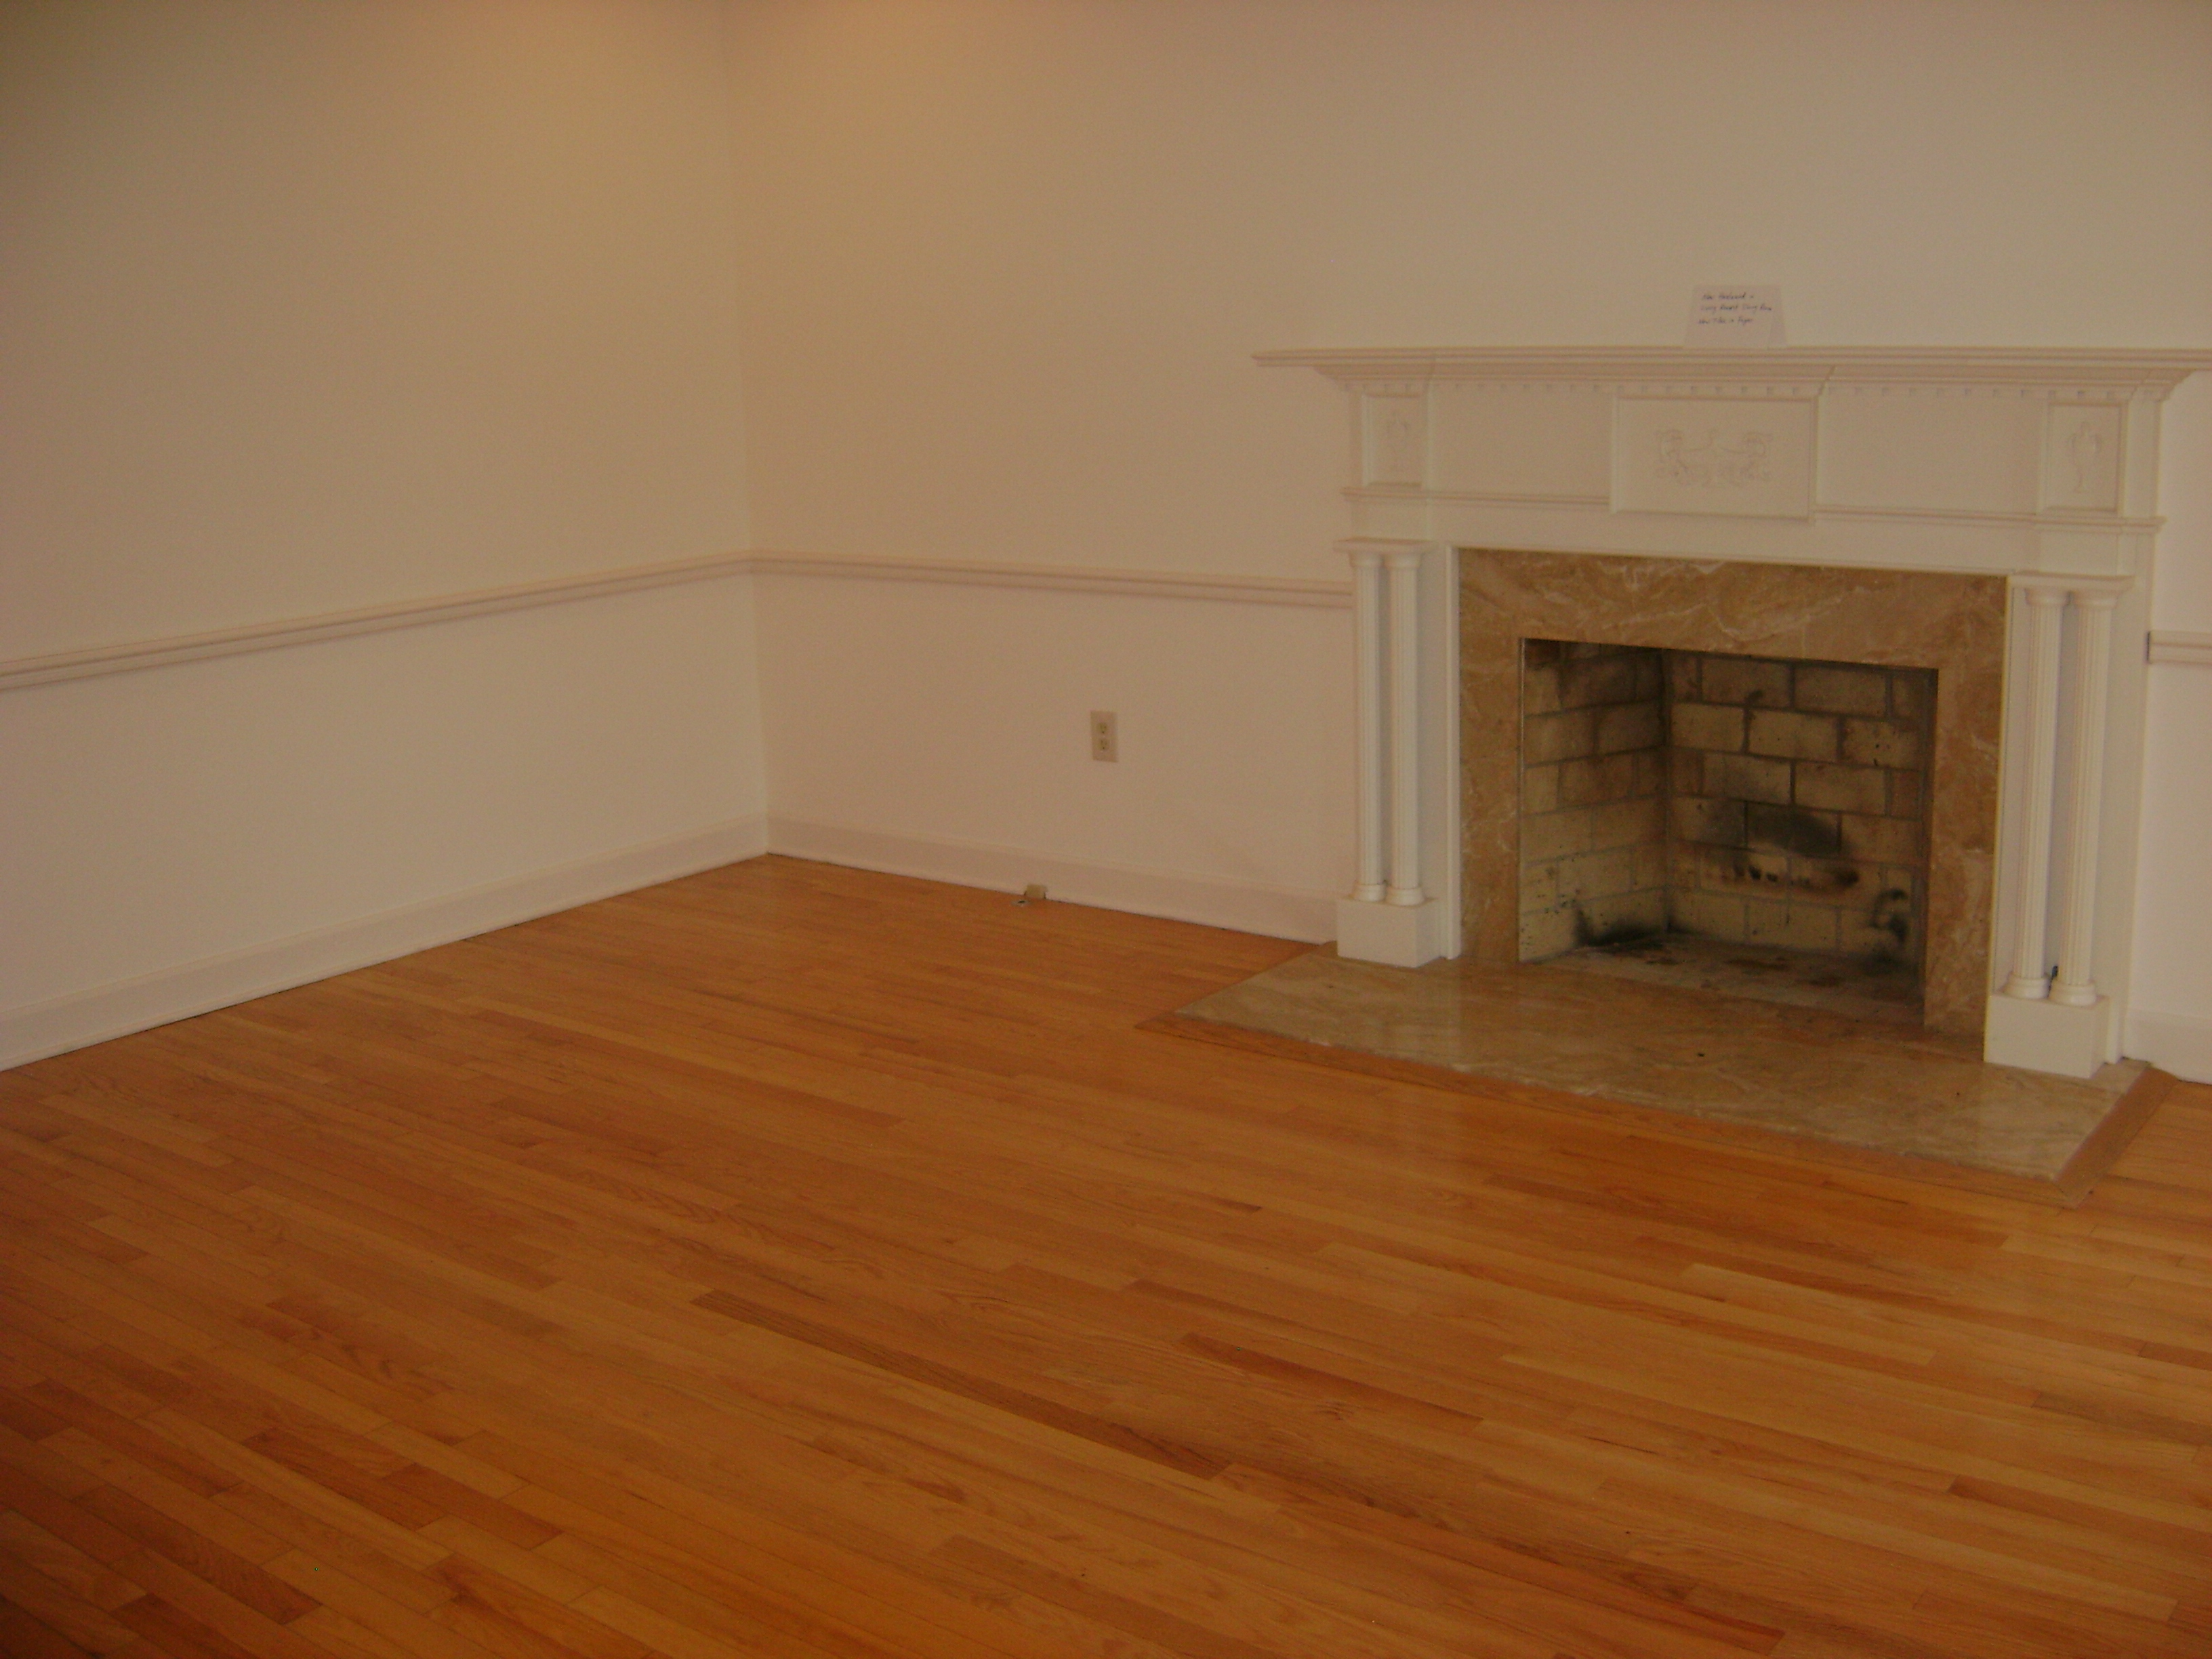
left=1, top=854, right=2208, bottom=1659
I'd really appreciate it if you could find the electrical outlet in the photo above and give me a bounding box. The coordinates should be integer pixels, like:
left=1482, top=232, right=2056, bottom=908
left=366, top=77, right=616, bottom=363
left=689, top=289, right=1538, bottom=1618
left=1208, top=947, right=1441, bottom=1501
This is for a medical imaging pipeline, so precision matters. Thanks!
left=1089, top=710, right=1118, bottom=762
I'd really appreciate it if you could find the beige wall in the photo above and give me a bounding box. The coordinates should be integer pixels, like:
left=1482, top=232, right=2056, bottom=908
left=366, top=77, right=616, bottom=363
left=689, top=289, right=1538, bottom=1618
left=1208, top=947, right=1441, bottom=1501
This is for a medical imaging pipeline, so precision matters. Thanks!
left=728, top=0, right=2212, bottom=1073
left=1, top=0, right=764, bottom=1061
left=3, top=0, right=753, bottom=653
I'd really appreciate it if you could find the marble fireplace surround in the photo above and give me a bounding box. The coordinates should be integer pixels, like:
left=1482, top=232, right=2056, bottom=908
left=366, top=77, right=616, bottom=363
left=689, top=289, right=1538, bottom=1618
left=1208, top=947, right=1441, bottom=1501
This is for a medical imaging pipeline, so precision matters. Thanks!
left=1264, top=346, right=2212, bottom=1078
left=1460, top=548, right=2005, bottom=1038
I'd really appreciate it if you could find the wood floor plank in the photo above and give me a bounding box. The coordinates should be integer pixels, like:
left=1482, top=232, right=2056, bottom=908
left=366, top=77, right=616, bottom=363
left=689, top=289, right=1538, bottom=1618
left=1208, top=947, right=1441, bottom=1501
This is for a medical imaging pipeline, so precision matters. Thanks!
left=0, top=1590, right=106, bottom=1659
left=0, top=1545, right=142, bottom=1653
left=1, top=857, right=2207, bottom=1659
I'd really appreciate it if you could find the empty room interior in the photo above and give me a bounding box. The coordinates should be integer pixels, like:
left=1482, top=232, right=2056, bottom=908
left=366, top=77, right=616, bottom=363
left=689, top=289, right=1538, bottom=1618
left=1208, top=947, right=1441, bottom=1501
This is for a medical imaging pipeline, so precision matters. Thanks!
left=7, top=3, right=2212, bottom=1656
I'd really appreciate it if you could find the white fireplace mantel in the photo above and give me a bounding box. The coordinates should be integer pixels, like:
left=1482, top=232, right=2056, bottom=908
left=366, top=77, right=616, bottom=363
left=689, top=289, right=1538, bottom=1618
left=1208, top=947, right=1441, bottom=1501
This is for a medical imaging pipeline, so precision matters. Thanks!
left=1259, top=345, right=2212, bottom=578
left=1265, top=344, right=2212, bottom=1079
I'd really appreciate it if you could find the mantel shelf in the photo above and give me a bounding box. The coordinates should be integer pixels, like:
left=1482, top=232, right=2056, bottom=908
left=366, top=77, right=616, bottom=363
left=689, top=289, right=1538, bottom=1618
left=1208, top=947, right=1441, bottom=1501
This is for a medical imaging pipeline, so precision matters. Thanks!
left=1256, top=346, right=2212, bottom=394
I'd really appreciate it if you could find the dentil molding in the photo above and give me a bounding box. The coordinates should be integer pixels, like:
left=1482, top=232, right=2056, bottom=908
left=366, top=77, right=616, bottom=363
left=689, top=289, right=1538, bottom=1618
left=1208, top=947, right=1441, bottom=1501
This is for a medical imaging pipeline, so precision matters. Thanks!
left=1256, top=346, right=2212, bottom=392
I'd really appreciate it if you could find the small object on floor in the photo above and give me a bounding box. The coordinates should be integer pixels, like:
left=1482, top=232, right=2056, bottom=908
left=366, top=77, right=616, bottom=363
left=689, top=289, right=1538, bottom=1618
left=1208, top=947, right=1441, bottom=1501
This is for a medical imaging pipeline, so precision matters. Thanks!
left=1015, top=883, right=1048, bottom=906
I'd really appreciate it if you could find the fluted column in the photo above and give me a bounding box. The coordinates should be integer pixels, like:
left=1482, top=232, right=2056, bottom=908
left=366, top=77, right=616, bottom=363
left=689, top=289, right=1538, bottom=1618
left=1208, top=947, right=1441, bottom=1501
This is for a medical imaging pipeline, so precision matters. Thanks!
left=2051, top=590, right=2118, bottom=1007
left=1349, top=550, right=1388, bottom=903
left=2002, top=586, right=2068, bottom=1000
left=1385, top=550, right=1425, bottom=906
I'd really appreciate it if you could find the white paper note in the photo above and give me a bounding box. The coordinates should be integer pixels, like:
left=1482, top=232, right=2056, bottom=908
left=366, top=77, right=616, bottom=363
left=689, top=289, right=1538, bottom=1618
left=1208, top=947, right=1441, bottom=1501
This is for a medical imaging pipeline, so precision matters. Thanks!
left=1685, top=286, right=1785, bottom=347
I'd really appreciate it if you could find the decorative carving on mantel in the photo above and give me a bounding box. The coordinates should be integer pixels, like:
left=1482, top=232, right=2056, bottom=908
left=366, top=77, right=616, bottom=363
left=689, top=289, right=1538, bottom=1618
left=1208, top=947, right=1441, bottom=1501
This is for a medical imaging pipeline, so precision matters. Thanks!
left=1655, top=429, right=1769, bottom=487
left=1263, top=345, right=2212, bottom=575
left=1613, top=396, right=1816, bottom=519
left=2041, top=402, right=2124, bottom=513
left=1361, top=390, right=1427, bottom=487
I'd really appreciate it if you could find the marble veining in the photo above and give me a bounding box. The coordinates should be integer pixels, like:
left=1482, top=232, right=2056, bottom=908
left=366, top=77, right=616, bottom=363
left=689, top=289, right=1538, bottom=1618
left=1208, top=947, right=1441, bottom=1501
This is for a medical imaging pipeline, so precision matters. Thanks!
left=1179, top=949, right=2146, bottom=1184
left=1460, top=548, right=2007, bottom=1038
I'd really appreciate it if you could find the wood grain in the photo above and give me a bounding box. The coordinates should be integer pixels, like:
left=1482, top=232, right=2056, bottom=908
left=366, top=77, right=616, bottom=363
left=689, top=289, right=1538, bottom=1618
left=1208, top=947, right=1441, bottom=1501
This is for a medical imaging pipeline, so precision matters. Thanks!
left=0, top=855, right=2206, bottom=1658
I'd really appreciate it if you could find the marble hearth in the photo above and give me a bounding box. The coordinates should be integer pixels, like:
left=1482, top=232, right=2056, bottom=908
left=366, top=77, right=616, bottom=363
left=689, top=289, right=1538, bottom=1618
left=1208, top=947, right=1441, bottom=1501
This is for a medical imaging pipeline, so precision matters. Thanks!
left=1162, top=951, right=2170, bottom=1206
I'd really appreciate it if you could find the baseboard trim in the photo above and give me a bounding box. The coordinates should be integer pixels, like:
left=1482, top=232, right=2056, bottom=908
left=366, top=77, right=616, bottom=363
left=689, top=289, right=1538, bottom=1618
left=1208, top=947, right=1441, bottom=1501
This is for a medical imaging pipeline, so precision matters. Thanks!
left=767, top=817, right=1336, bottom=943
left=2126, top=1006, right=2212, bottom=1085
left=1, top=816, right=769, bottom=1072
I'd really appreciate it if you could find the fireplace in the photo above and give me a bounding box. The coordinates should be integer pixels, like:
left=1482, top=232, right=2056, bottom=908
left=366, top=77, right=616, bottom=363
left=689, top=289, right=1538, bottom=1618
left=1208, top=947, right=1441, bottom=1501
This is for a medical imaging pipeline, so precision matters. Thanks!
left=1261, top=344, right=2212, bottom=1078
left=1517, top=638, right=1937, bottom=1023
left=1461, top=547, right=2006, bottom=1040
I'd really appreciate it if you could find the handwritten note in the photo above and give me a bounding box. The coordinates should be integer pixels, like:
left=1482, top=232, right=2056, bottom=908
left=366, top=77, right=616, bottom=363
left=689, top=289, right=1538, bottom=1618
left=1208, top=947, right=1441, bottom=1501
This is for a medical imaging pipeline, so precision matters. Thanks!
left=1685, top=286, right=1784, bottom=348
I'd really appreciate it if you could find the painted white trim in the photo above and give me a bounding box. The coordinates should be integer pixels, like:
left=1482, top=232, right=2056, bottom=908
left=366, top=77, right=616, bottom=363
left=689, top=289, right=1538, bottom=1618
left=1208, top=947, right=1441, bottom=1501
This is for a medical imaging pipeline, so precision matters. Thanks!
left=2125, top=1008, right=2212, bottom=1086
left=0, top=817, right=769, bottom=1071
left=749, top=550, right=1349, bottom=608
left=0, top=552, right=757, bottom=692
left=0, top=552, right=1351, bottom=693
left=1258, top=346, right=2212, bottom=394
left=767, top=817, right=1335, bottom=944
left=2149, top=630, right=2212, bottom=666
left=1346, top=487, right=2171, bottom=534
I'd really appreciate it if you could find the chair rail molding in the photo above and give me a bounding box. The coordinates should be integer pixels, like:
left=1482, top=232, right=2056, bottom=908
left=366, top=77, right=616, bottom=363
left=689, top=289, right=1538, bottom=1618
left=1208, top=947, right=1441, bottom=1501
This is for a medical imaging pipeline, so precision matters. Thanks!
left=2149, top=631, right=2212, bottom=667
left=1, top=552, right=1351, bottom=692
left=0, top=552, right=758, bottom=691
left=747, top=551, right=1350, bottom=608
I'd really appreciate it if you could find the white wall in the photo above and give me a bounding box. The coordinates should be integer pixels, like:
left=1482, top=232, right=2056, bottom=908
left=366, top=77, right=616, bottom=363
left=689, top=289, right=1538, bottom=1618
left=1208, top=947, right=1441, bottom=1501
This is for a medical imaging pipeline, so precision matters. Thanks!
left=726, top=0, right=2212, bottom=1066
left=2133, top=375, right=2212, bottom=1078
left=1, top=0, right=763, bottom=1063
left=757, top=575, right=1348, bottom=938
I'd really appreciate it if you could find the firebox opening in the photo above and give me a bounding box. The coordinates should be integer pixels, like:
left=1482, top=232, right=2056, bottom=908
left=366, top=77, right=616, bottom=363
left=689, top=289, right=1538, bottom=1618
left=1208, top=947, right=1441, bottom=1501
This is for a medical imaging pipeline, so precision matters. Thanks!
left=1517, top=639, right=1933, bottom=1026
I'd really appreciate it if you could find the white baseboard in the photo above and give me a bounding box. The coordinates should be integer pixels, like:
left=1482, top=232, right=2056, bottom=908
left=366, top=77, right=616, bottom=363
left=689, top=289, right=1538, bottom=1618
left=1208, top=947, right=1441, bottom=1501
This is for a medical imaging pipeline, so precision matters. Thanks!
left=2125, top=1006, right=2212, bottom=1084
left=1, top=815, right=769, bottom=1072
left=767, top=817, right=1336, bottom=944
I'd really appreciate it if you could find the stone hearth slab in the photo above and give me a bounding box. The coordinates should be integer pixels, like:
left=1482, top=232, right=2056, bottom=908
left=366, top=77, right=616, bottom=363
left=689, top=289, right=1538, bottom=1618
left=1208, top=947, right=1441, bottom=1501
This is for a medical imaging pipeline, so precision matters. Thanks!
left=1155, top=949, right=2172, bottom=1206
left=1547, top=935, right=1922, bottom=1026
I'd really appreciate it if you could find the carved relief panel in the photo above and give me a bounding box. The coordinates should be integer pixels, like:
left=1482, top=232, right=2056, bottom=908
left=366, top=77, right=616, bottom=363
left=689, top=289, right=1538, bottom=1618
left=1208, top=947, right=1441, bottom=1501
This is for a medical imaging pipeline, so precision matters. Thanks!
left=1611, top=396, right=1818, bottom=519
left=2040, top=401, right=2125, bottom=513
left=1359, top=389, right=1427, bottom=487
